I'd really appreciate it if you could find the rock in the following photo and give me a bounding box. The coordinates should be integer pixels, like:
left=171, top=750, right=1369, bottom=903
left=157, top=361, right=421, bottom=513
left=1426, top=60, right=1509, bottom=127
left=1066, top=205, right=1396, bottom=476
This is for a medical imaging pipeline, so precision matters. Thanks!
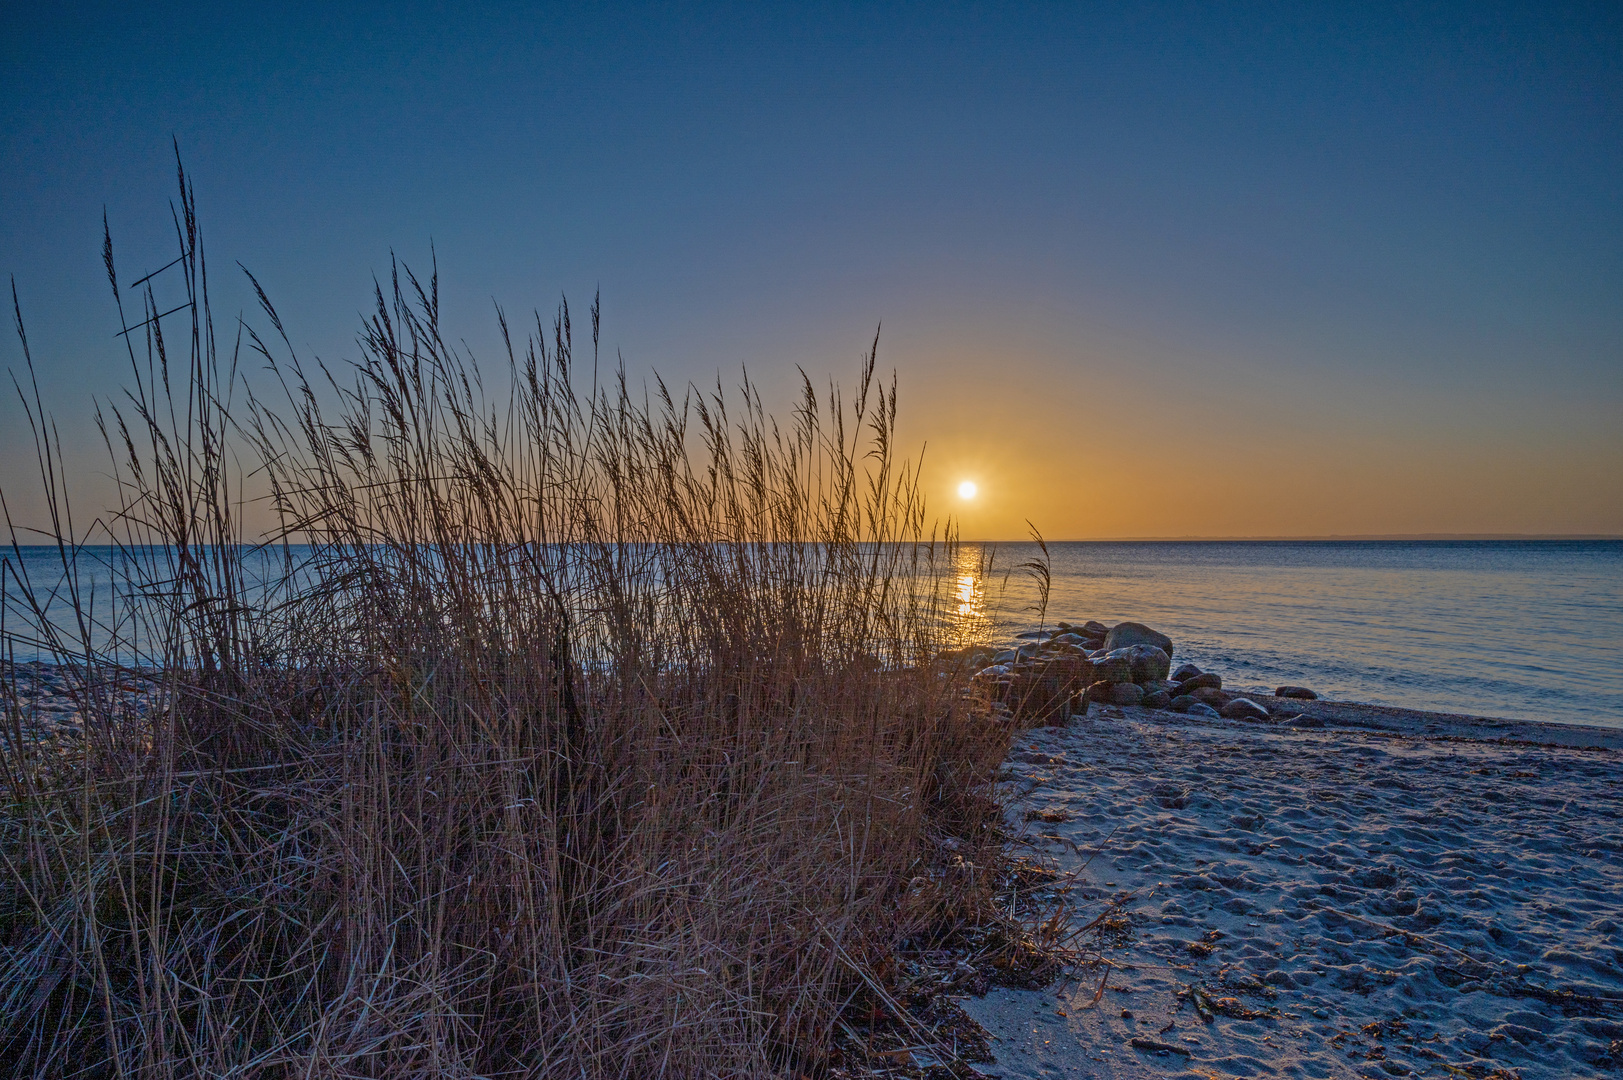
left=1189, top=686, right=1229, bottom=706
left=1081, top=620, right=1108, bottom=638
left=1281, top=714, right=1324, bottom=729
left=1167, top=695, right=1198, bottom=713
left=1220, top=697, right=1272, bottom=722
left=1110, top=682, right=1145, bottom=706
left=1140, top=678, right=1178, bottom=697
left=1275, top=685, right=1318, bottom=700
left=1091, top=653, right=1133, bottom=684
left=1084, top=681, right=1117, bottom=705
left=1186, top=702, right=1221, bottom=719
left=1171, top=662, right=1203, bottom=682
left=993, top=650, right=1018, bottom=665
left=1102, top=621, right=1173, bottom=659
left=1176, top=672, right=1221, bottom=694
left=1142, top=690, right=1172, bottom=709
left=1052, top=632, right=1085, bottom=646
left=1120, top=643, right=1172, bottom=682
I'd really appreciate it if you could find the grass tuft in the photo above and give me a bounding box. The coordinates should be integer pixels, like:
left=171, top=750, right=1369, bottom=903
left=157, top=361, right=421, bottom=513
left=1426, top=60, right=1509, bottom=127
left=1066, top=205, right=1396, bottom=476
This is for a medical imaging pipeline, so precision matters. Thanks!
left=1, top=161, right=1024, bottom=1078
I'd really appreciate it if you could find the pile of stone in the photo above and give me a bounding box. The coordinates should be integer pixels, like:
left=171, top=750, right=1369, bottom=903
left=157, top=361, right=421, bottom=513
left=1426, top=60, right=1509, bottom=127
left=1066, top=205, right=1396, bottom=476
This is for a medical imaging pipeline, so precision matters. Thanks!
left=965, top=620, right=1319, bottom=725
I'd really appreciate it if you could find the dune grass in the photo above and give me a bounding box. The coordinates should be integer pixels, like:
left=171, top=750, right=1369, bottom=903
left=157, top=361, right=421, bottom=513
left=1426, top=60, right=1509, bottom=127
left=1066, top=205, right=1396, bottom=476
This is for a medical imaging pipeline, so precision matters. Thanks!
left=0, top=165, right=1021, bottom=1077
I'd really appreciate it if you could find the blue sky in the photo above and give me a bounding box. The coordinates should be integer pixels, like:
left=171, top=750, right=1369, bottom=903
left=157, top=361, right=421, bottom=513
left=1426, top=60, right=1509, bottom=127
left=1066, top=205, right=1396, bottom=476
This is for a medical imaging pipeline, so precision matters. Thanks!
left=3, top=1, right=1620, bottom=537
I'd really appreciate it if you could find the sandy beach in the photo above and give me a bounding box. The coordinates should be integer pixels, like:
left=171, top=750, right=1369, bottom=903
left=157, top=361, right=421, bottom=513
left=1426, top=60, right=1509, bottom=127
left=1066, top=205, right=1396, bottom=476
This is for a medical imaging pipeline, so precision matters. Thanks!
left=963, top=700, right=1623, bottom=1079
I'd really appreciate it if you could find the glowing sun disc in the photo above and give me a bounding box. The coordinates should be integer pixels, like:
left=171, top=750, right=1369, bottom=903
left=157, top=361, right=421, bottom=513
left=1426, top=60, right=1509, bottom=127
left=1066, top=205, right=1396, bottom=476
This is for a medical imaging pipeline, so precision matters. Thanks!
left=958, top=481, right=978, bottom=499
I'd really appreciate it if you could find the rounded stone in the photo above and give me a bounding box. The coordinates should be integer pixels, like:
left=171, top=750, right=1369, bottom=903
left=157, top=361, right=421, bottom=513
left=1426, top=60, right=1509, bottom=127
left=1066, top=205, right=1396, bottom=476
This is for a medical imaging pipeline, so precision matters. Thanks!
left=1092, top=654, right=1133, bottom=684
left=1177, top=672, right=1222, bottom=694
left=1142, top=690, right=1172, bottom=709
left=1084, top=680, right=1117, bottom=704
left=1171, top=662, right=1203, bottom=683
left=1186, top=702, right=1222, bottom=719
left=1110, top=682, right=1145, bottom=706
left=1102, top=621, right=1174, bottom=659
left=1121, top=643, right=1172, bottom=682
left=1220, top=697, right=1272, bottom=722
left=1275, top=685, right=1319, bottom=700
left=1168, top=695, right=1198, bottom=712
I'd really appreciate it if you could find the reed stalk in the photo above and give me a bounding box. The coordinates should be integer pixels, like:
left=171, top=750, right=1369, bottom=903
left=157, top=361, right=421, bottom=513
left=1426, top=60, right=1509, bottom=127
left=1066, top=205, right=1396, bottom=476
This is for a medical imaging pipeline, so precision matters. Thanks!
left=0, top=161, right=1015, bottom=1078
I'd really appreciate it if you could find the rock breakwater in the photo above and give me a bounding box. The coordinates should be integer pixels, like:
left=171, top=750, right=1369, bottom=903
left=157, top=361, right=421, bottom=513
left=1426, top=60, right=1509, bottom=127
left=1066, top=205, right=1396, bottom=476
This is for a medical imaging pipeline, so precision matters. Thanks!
left=957, top=619, right=1320, bottom=726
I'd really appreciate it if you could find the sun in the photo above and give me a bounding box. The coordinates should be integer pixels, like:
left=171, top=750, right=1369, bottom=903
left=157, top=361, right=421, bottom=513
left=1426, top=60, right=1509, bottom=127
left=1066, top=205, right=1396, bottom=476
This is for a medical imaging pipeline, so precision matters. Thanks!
left=957, top=480, right=978, bottom=500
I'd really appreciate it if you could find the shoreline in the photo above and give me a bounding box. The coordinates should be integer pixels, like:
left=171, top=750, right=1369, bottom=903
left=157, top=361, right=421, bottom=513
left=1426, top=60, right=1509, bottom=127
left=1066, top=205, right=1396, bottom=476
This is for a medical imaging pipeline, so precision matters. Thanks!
left=1205, top=690, right=1623, bottom=751
left=4, top=658, right=1620, bottom=748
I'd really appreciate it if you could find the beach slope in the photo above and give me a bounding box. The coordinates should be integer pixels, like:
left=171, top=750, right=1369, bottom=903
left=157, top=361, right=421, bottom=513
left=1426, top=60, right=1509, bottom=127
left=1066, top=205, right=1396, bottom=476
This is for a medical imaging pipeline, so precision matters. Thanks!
left=963, top=705, right=1623, bottom=1079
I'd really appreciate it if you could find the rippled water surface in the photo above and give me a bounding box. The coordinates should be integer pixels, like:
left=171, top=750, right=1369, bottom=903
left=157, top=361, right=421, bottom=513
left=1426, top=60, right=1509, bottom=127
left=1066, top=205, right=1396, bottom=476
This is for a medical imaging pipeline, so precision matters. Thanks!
left=954, top=540, right=1623, bottom=729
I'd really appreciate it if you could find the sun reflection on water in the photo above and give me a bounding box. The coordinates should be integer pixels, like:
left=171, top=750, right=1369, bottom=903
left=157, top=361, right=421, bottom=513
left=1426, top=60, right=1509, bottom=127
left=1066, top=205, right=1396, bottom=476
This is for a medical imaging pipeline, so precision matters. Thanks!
left=946, top=543, right=994, bottom=645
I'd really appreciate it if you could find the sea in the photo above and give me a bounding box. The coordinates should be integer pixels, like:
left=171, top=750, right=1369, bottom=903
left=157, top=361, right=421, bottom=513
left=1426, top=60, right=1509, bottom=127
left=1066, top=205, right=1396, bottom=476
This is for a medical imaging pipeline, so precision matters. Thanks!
left=6, top=541, right=1621, bottom=730
left=951, top=540, right=1623, bottom=730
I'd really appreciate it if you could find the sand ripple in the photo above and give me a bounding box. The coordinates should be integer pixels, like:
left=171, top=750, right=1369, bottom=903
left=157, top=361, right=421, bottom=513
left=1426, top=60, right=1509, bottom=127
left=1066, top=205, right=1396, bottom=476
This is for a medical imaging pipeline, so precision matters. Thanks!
left=963, top=707, right=1623, bottom=1079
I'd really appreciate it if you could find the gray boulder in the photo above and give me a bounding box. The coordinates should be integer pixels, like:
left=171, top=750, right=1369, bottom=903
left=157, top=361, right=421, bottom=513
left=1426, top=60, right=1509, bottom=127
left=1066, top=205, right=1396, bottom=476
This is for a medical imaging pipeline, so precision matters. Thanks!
left=1084, top=681, right=1116, bottom=705
left=1103, top=621, right=1173, bottom=659
left=1091, top=653, right=1133, bottom=684
left=1275, top=685, right=1318, bottom=700
left=1167, top=695, right=1198, bottom=713
left=1187, top=702, right=1221, bottom=719
left=1176, top=672, right=1221, bottom=695
left=1171, top=662, right=1203, bottom=682
left=1220, top=697, right=1272, bottom=722
left=1110, top=682, right=1145, bottom=706
left=1081, top=620, right=1109, bottom=638
left=1121, top=643, right=1172, bottom=682
left=1142, top=690, right=1172, bottom=709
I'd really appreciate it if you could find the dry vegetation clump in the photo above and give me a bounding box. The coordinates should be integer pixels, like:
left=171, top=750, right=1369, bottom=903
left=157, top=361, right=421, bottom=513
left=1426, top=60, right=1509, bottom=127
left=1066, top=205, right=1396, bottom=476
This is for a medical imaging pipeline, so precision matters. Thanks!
left=0, top=168, right=1030, bottom=1078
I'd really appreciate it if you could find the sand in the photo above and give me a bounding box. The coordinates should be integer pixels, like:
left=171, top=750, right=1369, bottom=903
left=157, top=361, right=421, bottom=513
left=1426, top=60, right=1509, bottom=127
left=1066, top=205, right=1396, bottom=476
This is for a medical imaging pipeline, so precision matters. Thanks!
left=962, top=699, right=1623, bottom=1079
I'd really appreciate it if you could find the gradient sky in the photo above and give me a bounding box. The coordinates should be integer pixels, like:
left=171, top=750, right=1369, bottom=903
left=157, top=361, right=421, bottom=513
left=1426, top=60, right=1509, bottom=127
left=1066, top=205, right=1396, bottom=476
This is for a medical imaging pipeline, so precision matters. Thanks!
left=3, top=1, right=1620, bottom=539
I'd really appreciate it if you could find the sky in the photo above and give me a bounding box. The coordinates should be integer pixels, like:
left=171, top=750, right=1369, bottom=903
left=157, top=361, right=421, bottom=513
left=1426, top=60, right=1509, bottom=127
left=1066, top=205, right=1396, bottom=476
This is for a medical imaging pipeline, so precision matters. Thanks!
left=3, top=0, right=1620, bottom=539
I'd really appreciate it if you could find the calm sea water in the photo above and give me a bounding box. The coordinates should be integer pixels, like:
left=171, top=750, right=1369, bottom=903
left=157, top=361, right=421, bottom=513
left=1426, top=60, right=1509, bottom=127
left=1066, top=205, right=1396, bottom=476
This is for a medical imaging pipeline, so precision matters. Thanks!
left=7, top=541, right=1621, bottom=729
left=954, top=540, right=1623, bottom=730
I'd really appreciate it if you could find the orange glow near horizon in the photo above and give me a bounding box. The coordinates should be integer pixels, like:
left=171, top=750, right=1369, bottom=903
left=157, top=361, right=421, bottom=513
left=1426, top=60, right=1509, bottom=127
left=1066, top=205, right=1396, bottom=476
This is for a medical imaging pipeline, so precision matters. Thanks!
left=891, top=337, right=1623, bottom=540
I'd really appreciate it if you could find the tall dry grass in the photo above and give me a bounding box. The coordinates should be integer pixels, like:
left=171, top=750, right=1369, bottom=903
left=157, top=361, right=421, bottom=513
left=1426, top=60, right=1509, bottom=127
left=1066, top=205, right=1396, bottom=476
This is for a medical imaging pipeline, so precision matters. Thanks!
left=0, top=164, right=1015, bottom=1077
